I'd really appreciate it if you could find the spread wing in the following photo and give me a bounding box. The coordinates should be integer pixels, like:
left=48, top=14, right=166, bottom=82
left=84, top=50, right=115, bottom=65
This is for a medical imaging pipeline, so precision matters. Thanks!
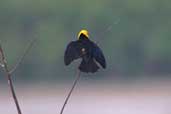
left=92, top=44, right=106, bottom=68
left=64, top=41, right=82, bottom=65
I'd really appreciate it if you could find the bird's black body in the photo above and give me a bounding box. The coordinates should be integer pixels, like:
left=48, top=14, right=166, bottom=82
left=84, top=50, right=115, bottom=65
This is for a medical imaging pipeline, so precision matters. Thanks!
left=64, top=33, right=106, bottom=73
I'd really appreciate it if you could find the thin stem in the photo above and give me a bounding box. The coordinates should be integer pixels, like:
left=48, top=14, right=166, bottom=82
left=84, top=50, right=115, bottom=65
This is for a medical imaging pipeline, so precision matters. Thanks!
left=60, top=70, right=81, bottom=114
left=0, top=44, right=22, bottom=114
left=9, top=38, right=36, bottom=74
left=95, top=19, right=120, bottom=45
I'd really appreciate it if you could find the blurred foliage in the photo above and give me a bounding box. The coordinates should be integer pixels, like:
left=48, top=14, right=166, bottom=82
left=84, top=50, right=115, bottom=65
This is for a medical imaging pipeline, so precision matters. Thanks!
left=0, top=0, right=171, bottom=82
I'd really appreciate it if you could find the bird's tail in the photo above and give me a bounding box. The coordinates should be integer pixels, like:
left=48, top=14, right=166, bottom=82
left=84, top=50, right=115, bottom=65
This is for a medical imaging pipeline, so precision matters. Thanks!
left=79, top=59, right=99, bottom=73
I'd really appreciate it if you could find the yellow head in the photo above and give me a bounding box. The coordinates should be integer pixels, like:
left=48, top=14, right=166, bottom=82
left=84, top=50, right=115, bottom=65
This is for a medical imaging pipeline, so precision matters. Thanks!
left=77, top=29, right=89, bottom=39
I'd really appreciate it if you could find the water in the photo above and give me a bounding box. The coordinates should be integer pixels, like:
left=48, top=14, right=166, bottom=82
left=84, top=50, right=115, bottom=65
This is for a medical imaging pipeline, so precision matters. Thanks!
left=0, top=82, right=171, bottom=114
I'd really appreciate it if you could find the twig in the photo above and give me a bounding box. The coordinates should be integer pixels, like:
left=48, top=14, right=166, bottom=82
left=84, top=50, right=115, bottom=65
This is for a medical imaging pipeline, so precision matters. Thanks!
left=0, top=44, right=22, bottom=114
left=60, top=70, right=81, bottom=114
left=9, top=38, right=36, bottom=74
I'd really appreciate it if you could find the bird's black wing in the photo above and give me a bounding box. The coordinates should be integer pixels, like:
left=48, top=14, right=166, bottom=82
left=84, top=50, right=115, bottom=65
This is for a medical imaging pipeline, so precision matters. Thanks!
left=92, top=43, right=106, bottom=68
left=64, top=41, right=82, bottom=65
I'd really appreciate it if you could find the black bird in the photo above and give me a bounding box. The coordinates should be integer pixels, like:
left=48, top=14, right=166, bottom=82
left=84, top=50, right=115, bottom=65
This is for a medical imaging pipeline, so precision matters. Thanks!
left=64, top=29, right=106, bottom=73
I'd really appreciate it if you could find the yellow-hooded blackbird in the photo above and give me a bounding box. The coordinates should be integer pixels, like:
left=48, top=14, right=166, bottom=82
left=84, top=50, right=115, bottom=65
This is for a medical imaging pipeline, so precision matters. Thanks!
left=64, top=29, right=106, bottom=73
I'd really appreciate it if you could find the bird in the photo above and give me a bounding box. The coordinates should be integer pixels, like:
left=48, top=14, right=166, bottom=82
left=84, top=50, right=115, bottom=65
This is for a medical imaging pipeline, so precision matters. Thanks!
left=64, top=29, right=106, bottom=73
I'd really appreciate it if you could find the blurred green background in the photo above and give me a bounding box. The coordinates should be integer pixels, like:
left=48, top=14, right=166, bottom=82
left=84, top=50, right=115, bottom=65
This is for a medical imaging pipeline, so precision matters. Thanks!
left=0, top=0, right=171, bottom=114
left=0, top=0, right=171, bottom=83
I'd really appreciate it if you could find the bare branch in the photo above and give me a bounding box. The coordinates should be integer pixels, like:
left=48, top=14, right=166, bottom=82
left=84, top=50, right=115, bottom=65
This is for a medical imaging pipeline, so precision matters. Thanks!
left=9, top=38, right=36, bottom=74
left=0, top=43, right=22, bottom=114
left=0, top=45, right=5, bottom=68
left=60, top=70, right=81, bottom=114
